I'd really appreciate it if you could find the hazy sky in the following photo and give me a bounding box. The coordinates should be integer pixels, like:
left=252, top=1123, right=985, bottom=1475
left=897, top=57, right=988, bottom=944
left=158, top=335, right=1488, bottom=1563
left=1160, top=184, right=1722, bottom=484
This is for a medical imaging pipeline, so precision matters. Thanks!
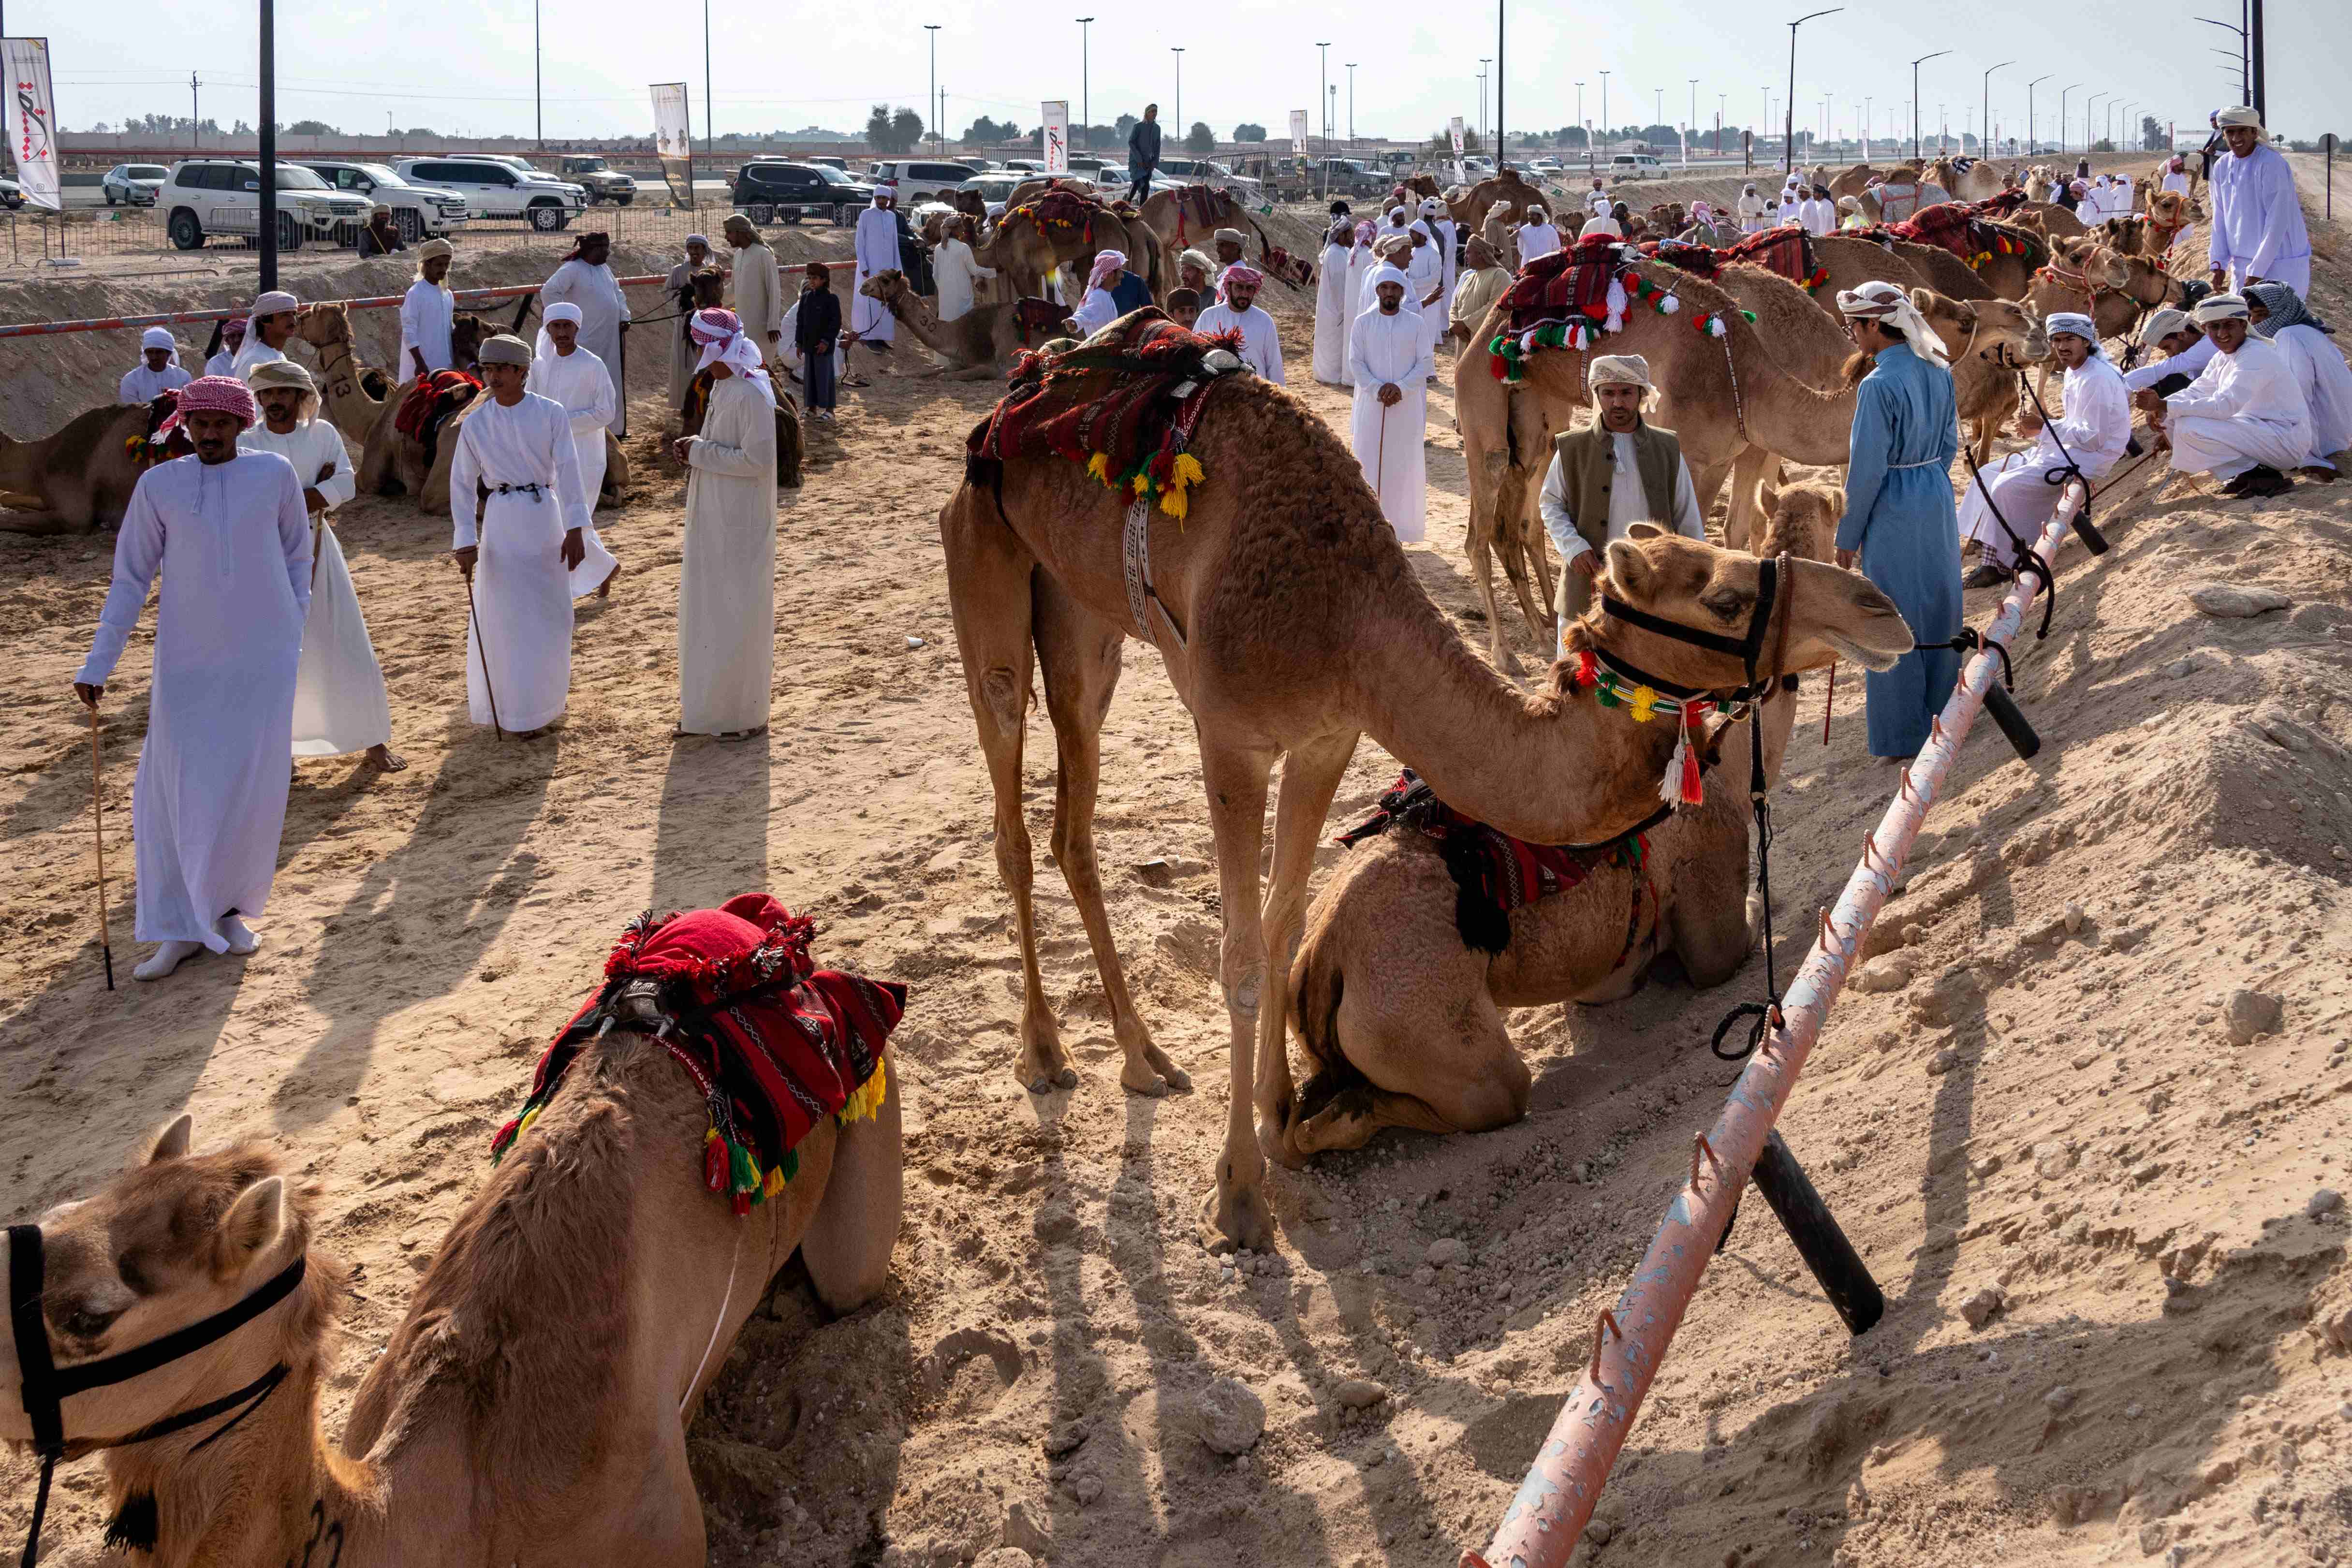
left=37, top=0, right=2345, bottom=149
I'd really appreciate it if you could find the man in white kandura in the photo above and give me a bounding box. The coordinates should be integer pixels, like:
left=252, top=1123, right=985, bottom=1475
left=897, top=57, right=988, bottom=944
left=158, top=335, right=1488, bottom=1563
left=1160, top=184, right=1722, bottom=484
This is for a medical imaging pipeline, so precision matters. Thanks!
left=666, top=233, right=715, bottom=406
left=670, top=308, right=779, bottom=738
left=1538, top=354, right=1707, bottom=641
left=2248, top=281, right=2352, bottom=479
left=1420, top=196, right=1459, bottom=325
left=1348, top=266, right=1433, bottom=543
left=1313, top=214, right=1355, bottom=385
left=398, top=239, right=456, bottom=381
left=2122, top=307, right=2216, bottom=396
left=74, top=376, right=311, bottom=981
left=241, top=358, right=401, bottom=774
left=527, top=301, right=621, bottom=598
left=2206, top=106, right=2310, bottom=296
left=2132, top=293, right=2310, bottom=500
left=448, top=335, right=593, bottom=737
left=1196, top=263, right=1284, bottom=383
left=1956, top=312, right=2129, bottom=586
left=723, top=214, right=784, bottom=367
left=203, top=316, right=246, bottom=379
left=120, top=327, right=192, bottom=404
left=540, top=231, right=631, bottom=438
left=234, top=290, right=299, bottom=378
left=1515, top=205, right=1561, bottom=262
left=850, top=186, right=903, bottom=365
left=932, top=213, right=995, bottom=323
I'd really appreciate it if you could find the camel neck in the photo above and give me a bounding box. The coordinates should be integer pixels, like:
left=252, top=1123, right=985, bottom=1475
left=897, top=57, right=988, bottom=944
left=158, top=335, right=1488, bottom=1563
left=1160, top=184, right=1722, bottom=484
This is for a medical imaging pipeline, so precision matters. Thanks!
left=1345, top=565, right=1681, bottom=846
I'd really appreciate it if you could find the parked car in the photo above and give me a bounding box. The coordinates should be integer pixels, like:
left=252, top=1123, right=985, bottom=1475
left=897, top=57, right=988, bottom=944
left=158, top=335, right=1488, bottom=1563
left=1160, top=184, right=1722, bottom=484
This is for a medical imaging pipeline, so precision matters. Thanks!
left=1304, top=157, right=1388, bottom=197
left=1001, top=158, right=1046, bottom=173
left=1609, top=153, right=1665, bottom=179
left=297, top=160, right=469, bottom=241
left=159, top=159, right=372, bottom=251
left=392, top=156, right=588, bottom=231
left=862, top=160, right=980, bottom=201
left=1526, top=158, right=1564, bottom=177
left=1155, top=157, right=1264, bottom=197
left=0, top=176, right=21, bottom=210
left=805, top=155, right=848, bottom=171
left=957, top=172, right=1029, bottom=208
left=558, top=155, right=636, bottom=205
left=730, top=160, right=876, bottom=225
left=102, top=162, right=169, bottom=205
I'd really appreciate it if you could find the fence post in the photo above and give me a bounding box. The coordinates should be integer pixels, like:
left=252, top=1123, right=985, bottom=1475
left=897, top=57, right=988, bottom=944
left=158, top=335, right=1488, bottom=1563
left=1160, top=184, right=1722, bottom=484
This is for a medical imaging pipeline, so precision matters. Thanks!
left=2325, top=133, right=2336, bottom=221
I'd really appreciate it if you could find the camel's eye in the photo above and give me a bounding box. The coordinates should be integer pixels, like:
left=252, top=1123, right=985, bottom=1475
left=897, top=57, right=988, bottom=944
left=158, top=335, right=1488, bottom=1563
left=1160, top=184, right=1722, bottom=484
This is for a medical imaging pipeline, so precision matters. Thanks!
left=1701, top=589, right=1747, bottom=621
left=58, top=1300, right=122, bottom=1342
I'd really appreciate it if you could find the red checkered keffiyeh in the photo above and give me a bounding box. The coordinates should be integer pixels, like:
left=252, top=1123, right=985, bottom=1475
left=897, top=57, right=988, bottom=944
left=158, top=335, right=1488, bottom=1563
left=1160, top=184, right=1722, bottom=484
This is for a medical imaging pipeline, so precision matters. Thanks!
left=156, top=373, right=256, bottom=436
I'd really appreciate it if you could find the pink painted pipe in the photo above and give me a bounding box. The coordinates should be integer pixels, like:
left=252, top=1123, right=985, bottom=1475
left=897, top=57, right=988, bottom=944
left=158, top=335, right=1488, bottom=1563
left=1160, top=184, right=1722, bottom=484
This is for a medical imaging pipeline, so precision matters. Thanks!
left=1464, top=482, right=2089, bottom=1568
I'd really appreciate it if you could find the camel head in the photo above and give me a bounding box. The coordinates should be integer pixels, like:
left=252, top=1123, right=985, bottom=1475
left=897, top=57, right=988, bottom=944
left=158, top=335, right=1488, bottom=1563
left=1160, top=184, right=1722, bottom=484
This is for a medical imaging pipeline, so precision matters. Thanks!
left=1909, top=287, right=2049, bottom=366
left=0, top=1117, right=334, bottom=1451
left=450, top=312, right=493, bottom=370
left=859, top=268, right=911, bottom=304
left=1590, top=526, right=1913, bottom=688
left=1839, top=189, right=1884, bottom=226
left=294, top=304, right=351, bottom=353
left=1753, top=478, right=1845, bottom=566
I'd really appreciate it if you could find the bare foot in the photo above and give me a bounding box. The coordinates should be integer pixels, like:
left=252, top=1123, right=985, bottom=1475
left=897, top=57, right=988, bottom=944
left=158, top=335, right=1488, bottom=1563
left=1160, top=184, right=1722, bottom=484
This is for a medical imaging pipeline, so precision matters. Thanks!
left=596, top=566, right=619, bottom=599
left=366, top=743, right=408, bottom=772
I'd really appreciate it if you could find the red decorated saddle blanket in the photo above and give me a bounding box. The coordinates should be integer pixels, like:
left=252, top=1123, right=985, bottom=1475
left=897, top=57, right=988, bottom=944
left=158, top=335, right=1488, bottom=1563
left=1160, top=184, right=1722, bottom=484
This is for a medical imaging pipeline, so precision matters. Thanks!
left=1013, top=187, right=1113, bottom=243
left=1262, top=244, right=1314, bottom=290
left=1888, top=201, right=1975, bottom=259
left=490, top=893, right=904, bottom=1216
left=394, top=368, right=482, bottom=444
left=1643, top=224, right=1819, bottom=290
left=1335, top=771, right=1647, bottom=955
left=1012, top=296, right=1070, bottom=338
left=1498, top=238, right=1623, bottom=334
left=965, top=309, right=1243, bottom=519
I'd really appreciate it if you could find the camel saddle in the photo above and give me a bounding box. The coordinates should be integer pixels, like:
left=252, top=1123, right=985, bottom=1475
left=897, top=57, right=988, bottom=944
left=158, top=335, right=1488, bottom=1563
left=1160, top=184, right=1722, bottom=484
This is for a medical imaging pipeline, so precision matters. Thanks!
left=123, top=390, right=185, bottom=468
left=393, top=368, right=483, bottom=465
left=1011, top=186, right=1114, bottom=244
left=1498, top=237, right=1626, bottom=335
left=1336, top=771, right=1648, bottom=957
left=491, top=894, right=904, bottom=1216
left=966, top=308, right=1246, bottom=521
left=1171, top=183, right=1231, bottom=249
left=1644, top=225, right=1822, bottom=291
left=1012, top=296, right=1070, bottom=340
left=1261, top=245, right=1315, bottom=291
left=1889, top=204, right=2043, bottom=271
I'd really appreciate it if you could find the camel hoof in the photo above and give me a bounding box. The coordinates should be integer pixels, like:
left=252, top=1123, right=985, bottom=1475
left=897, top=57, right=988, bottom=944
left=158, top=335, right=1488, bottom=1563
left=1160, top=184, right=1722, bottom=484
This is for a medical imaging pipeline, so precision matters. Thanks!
left=1142, top=1043, right=1192, bottom=1094
left=1119, top=1061, right=1170, bottom=1098
left=1201, top=1175, right=1277, bottom=1256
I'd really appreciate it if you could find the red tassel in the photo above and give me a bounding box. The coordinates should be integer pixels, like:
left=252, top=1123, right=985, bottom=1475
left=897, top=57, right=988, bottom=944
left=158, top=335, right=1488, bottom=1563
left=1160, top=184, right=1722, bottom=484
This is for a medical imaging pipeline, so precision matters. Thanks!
left=703, top=1131, right=726, bottom=1193
left=731, top=1190, right=752, bottom=1217
left=1575, top=648, right=1599, bottom=689
left=1679, top=715, right=1705, bottom=805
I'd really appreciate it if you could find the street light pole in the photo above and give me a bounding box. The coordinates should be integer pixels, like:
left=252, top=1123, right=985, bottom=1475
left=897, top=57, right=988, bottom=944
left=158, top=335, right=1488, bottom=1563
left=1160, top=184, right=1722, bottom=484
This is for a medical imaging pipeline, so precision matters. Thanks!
left=703, top=0, right=713, bottom=156
left=534, top=0, right=542, bottom=150
left=2086, top=91, right=2105, bottom=157
left=2024, top=73, right=2049, bottom=155
left=259, top=0, right=276, bottom=290
left=1172, top=48, right=1183, bottom=144
left=1493, top=0, right=1504, bottom=168
left=1346, top=63, right=1356, bottom=148
left=2059, top=82, right=2081, bottom=155
left=1910, top=51, right=1948, bottom=161
left=1599, top=71, right=1608, bottom=156
left=1786, top=9, right=1842, bottom=176
left=1076, top=16, right=1093, bottom=151
left=1317, top=41, right=1330, bottom=157
left=1981, top=60, right=2013, bottom=162
left=926, top=25, right=941, bottom=150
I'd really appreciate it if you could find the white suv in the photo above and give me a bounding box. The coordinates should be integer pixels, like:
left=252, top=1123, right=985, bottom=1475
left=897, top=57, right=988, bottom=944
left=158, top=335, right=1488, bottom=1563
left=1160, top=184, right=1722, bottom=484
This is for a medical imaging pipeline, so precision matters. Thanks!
left=160, top=159, right=374, bottom=251
left=298, top=161, right=469, bottom=242
left=863, top=160, right=979, bottom=202
left=392, top=156, right=588, bottom=232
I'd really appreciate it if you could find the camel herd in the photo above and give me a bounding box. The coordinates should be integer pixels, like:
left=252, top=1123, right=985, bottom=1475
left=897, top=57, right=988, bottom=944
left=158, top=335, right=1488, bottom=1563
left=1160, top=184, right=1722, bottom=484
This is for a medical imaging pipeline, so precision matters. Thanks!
left=0, top=159, right=2201, bottom=1564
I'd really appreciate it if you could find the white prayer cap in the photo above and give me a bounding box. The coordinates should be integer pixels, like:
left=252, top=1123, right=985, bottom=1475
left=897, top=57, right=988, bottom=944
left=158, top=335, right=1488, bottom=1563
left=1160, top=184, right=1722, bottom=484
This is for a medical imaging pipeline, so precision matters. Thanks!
left=1370, top=264, right=1411, bottom=293
left=2215, top=106, right=2263, bottom=132
left=141, top=326, right=176, bottom=351
left=251, top=290, right=298, bottom=317
left=2141, top=307, right=2193, bottom=342
left=544, top=301, right=584, bottom=325
left=2044, top=312, right=2097, bottom=343
left=245, top=357, right=314, bottom=393
left=478, top=334, right=533, bottom=366
left=1180, top=247, right=1216, bottom=275
left=1587, top=354, right=1653, bottom=391
left=2192, top=293, right=2249, bottom=324
left=417, top=237, right=454, bottom=261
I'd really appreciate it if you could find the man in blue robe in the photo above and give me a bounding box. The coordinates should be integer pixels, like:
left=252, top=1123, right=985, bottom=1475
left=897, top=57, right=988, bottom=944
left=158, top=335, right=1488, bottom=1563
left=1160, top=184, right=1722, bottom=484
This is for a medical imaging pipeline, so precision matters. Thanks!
left=1833, top=281, right=1962, bottom=762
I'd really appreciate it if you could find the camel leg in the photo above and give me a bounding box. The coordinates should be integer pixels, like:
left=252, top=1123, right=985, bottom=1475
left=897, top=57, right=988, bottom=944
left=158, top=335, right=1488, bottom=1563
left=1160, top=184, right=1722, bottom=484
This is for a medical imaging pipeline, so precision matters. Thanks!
left=1030, top=576, right=1190, bottom=1097
left=1691, top=455, right=1737, bottom=540
left=798, top=1066, right=905, bottom=1314
left=1466, top=454, right=1526, bottom=678
left=1522, top=514, right=1557, bottom=651
left=946, top=363, right=1001, bottom=382
left=1198, top=737, right=1278, bottom=1253
left=939, top=496, right=1074, bottom=1094
left=1724, top=446, right=1782, bottom=552
left=1292, top=983, right=1527, bottom=1157
left=1252, top=731, right=1360, bottom=1170
left=1491, top=472, right=1550, bottom=659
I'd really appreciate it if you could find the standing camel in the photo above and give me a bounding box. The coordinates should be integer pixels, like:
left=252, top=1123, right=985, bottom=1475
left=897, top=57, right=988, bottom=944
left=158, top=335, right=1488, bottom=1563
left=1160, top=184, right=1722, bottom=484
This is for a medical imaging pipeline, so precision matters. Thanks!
left=944, top=369, right=1913, bottom=1246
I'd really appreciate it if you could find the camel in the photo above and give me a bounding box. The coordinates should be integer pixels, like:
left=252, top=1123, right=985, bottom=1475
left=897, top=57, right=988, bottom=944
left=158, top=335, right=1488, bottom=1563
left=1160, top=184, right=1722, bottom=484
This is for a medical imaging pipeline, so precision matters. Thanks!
left=1277, top=488, right=1842, bottom=1154
left=1454, top=260, right=1875, bottom=673
left=291, top=304, right=394, bottom=441
left=1837, top=180, right=1955, bottom=228
left=0, top=1066, right=900, bottom=1562
left=1828, top=162, right=1909, bottom=201
left=0, top=399, right=174, bottom=534
left=858, top=269, right=1057, bottom=381
left=358, top=379, right=631, bottom=513
left=976, top=189, right=1165, bottom=306
left=2004, top=200, right=2090, bottom=243
left=1139, top=185, right=1270, bottom=265
left=944, top=367, right=1914, bottom=1240
left=1457, top=170, right=1547, bottom=236
left=1924, top=157, right=2013, bottom=202
left=2024, top=242, right=2180, bottom=344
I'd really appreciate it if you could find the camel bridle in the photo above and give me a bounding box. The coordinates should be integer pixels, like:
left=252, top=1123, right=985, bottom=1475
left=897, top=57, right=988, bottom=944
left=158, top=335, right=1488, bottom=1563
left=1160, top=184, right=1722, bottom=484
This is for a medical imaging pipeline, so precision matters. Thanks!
left=7, top=1223, right=306, bottom=1568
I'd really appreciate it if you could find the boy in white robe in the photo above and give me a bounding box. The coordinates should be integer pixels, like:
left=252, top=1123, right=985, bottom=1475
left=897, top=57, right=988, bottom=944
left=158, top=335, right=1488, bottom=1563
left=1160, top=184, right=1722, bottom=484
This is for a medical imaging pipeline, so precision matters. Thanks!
left=241, top=358, right=399, bottom=773
left=233, top=290, right=298, bottom=380
left=670, top=309, right=779, bottom=736
left=2134, top=294, right=2310, bottom=499
left=74, top=376, right=311, bottom=981
left=540, top=232, right=632, bottom=437
left=203, top=316, right=247, bottom=379
left=1348, top=268, right=1433, bottom=542
left=2248, top=282, right=2352, bottom=477
left=399, top=240, right=457, bottom=380
left=447, top=336, right=593, bottom=737
left=1958, top=314, right=2129, bottom=585
left=1195, top=264, right=1284, bottom=384
left=527, top=301, right=622, bottom=597
left=120, top=327, right=192, bottom=404
left=2121, top=308, right=2218, bottom=395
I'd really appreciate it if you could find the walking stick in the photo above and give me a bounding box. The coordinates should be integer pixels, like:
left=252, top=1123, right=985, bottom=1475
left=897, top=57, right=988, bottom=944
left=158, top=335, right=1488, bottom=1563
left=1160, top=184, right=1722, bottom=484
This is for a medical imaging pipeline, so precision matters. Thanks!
left=1821, top=660, right=1837, bottom=745
left=87, top=704, right=114, bottom=990
left=462, top=564, right=505, bottom=739
left=1375, top=397, right=1390, bottom=495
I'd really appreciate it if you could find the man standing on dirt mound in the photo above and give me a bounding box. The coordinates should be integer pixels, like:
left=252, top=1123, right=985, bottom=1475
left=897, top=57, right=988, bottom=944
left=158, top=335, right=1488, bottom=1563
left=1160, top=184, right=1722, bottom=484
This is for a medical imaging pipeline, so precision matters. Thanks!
left=540, top=232, right=631, bottom=439
left=1127, top=103, right=1162, bottom=204
left=74, top=375, right=312, bottom=982
left=2207, top=107, right=2309, bottom=297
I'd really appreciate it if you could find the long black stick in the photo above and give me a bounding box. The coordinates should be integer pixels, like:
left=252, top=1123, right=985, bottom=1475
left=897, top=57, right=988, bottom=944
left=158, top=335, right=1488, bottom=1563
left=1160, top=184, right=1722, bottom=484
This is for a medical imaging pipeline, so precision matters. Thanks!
left=88, top=705, right=114, bottom=990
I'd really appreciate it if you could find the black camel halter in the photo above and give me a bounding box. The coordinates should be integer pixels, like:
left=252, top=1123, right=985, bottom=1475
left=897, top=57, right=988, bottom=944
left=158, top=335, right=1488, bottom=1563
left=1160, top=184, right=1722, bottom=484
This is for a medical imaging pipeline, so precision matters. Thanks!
left=7, top=1223, right=306, bottom=1568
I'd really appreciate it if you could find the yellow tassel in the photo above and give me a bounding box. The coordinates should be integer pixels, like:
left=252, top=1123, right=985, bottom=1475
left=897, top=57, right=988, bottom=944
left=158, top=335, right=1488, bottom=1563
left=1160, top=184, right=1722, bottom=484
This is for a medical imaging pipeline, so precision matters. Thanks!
left=762, top=1166, right=787, bottom=1197
left=1086, top=452, right=1110, bottom=483
left=1629, top=686, right=1661, bottom=723
left=515, top=1105, right=542, bottom=1142
left=1160, top=486, right=1189, bottom=520
left=1173, top=453, right=1205, bottom=487
left=838, top=1057, right=890, bottom=1126
left=1132, top=473, right=1151, bottom=497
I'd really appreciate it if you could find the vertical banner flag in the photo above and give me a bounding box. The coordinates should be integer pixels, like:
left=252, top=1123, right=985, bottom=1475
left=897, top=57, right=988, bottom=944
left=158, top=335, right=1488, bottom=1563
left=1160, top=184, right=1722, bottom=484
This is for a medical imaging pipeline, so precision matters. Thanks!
left=3, top=39, right=59, bottom=212
left=650, top=82, right=693, bottom=208
left=1449, top=115, right=1466, bottom=185
left=1290, top=109, right=1309, bottom=158
left=1042, top=101, right=1070, bottom=176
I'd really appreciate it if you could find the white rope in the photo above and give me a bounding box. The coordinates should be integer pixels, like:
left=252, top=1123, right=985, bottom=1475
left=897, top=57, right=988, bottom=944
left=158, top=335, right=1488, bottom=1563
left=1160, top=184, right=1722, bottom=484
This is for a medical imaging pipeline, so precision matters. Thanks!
left=679, top=1223, right=743, bottom=1421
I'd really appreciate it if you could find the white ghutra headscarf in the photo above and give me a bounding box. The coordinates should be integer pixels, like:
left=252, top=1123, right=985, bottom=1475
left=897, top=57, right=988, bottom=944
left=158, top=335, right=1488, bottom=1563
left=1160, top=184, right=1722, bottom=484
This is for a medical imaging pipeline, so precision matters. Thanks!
left=1835, top=280, right=1950, bottom=366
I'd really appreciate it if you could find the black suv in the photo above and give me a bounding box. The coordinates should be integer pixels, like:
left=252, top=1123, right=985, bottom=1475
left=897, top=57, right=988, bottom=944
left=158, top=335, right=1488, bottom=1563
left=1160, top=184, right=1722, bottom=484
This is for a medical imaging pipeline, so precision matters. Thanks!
left=731, top=161, right=875, bottom=225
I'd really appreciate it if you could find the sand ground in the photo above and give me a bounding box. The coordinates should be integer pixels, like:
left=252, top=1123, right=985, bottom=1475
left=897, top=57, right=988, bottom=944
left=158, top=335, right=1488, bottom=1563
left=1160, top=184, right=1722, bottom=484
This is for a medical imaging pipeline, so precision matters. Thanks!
left=1, top=167, right=2348, bottom=1568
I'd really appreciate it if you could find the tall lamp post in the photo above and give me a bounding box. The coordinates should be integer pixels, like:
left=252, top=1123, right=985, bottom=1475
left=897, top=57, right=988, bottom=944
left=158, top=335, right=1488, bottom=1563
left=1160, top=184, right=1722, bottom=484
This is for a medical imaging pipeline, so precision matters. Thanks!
left=1345, top=62, right=1355, bottom=147
left=1980, top=60, right=2013, bottom=161
left=1688, top=78, right=1698, bottom=165
left=1910, top=49, right=1947, bottom=161
left=1574, top=81, right=1585, bottom=164
left=702, top=0, right=713, bottom=156
left=1599, top=71, right=1609, bottom=157
left=2085, top=91, right=2106, bottom=157
left=926, top=25, right=941, bottom=150
left=1076, top=16, right=1093, bottom=151
left=2024, top=73, right=2048, bottom=156
left=1171, top=47, right=1182, bottom=143
left=2058, top=82, right=2082, bottom=155
left=1493, top=0, right=1504, bottom=170
left=259, top=0, right=277, bottom=289
left=1785, top=9, right=1842, bottom=176
left=1480, top=56, right=1491, bottom=153
left=1317, top=41, right=1330, bottom=158
left=2198, top=16, right=2249, bottom=105
left=534, top=0, right=543, bottom=150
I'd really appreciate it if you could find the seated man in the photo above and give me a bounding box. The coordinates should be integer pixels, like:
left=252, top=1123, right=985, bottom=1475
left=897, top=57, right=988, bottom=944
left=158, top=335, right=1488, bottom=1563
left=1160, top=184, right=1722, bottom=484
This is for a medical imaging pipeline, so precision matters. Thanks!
left=120, top=327, right=192, bottom=404
left=2247, top=281, right=2352, bottom=480
left=2121, top=307, right=2215, bottom=397
left=1537, top=354, right=1707, bottom=648
left=2132, top=294, right=2311, bottom=500
left=1957, top=313, right=2128, bottom=587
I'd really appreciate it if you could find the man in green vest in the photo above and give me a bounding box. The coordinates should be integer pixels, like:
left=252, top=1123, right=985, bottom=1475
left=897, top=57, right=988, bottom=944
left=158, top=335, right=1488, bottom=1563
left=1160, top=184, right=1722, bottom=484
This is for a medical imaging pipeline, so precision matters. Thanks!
left=1537, top=353, right=1708, bottom=655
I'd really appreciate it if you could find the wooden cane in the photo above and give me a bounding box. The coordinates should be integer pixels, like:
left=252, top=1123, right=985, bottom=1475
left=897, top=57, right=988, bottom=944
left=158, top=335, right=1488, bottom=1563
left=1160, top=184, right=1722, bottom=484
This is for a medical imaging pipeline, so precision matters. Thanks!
left=461, top=564, right=505, bottom=739
left=1375, top=397, right=1389, bottom=495
left=1821, top=659, right=1838, bottom=745
left=88, top=704, right=114, bottom=990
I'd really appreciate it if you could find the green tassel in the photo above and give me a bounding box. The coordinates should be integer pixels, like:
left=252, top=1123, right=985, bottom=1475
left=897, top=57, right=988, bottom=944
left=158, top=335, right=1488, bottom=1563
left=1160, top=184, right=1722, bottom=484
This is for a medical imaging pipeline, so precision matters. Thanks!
left=1597, top=683, right=1622, bottom=709
left=729, top=1140, right=761, bottom=1197
left=1741, top=310, right=1757, bottom=323
left=779, top=1148, right=799, bottom=1185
